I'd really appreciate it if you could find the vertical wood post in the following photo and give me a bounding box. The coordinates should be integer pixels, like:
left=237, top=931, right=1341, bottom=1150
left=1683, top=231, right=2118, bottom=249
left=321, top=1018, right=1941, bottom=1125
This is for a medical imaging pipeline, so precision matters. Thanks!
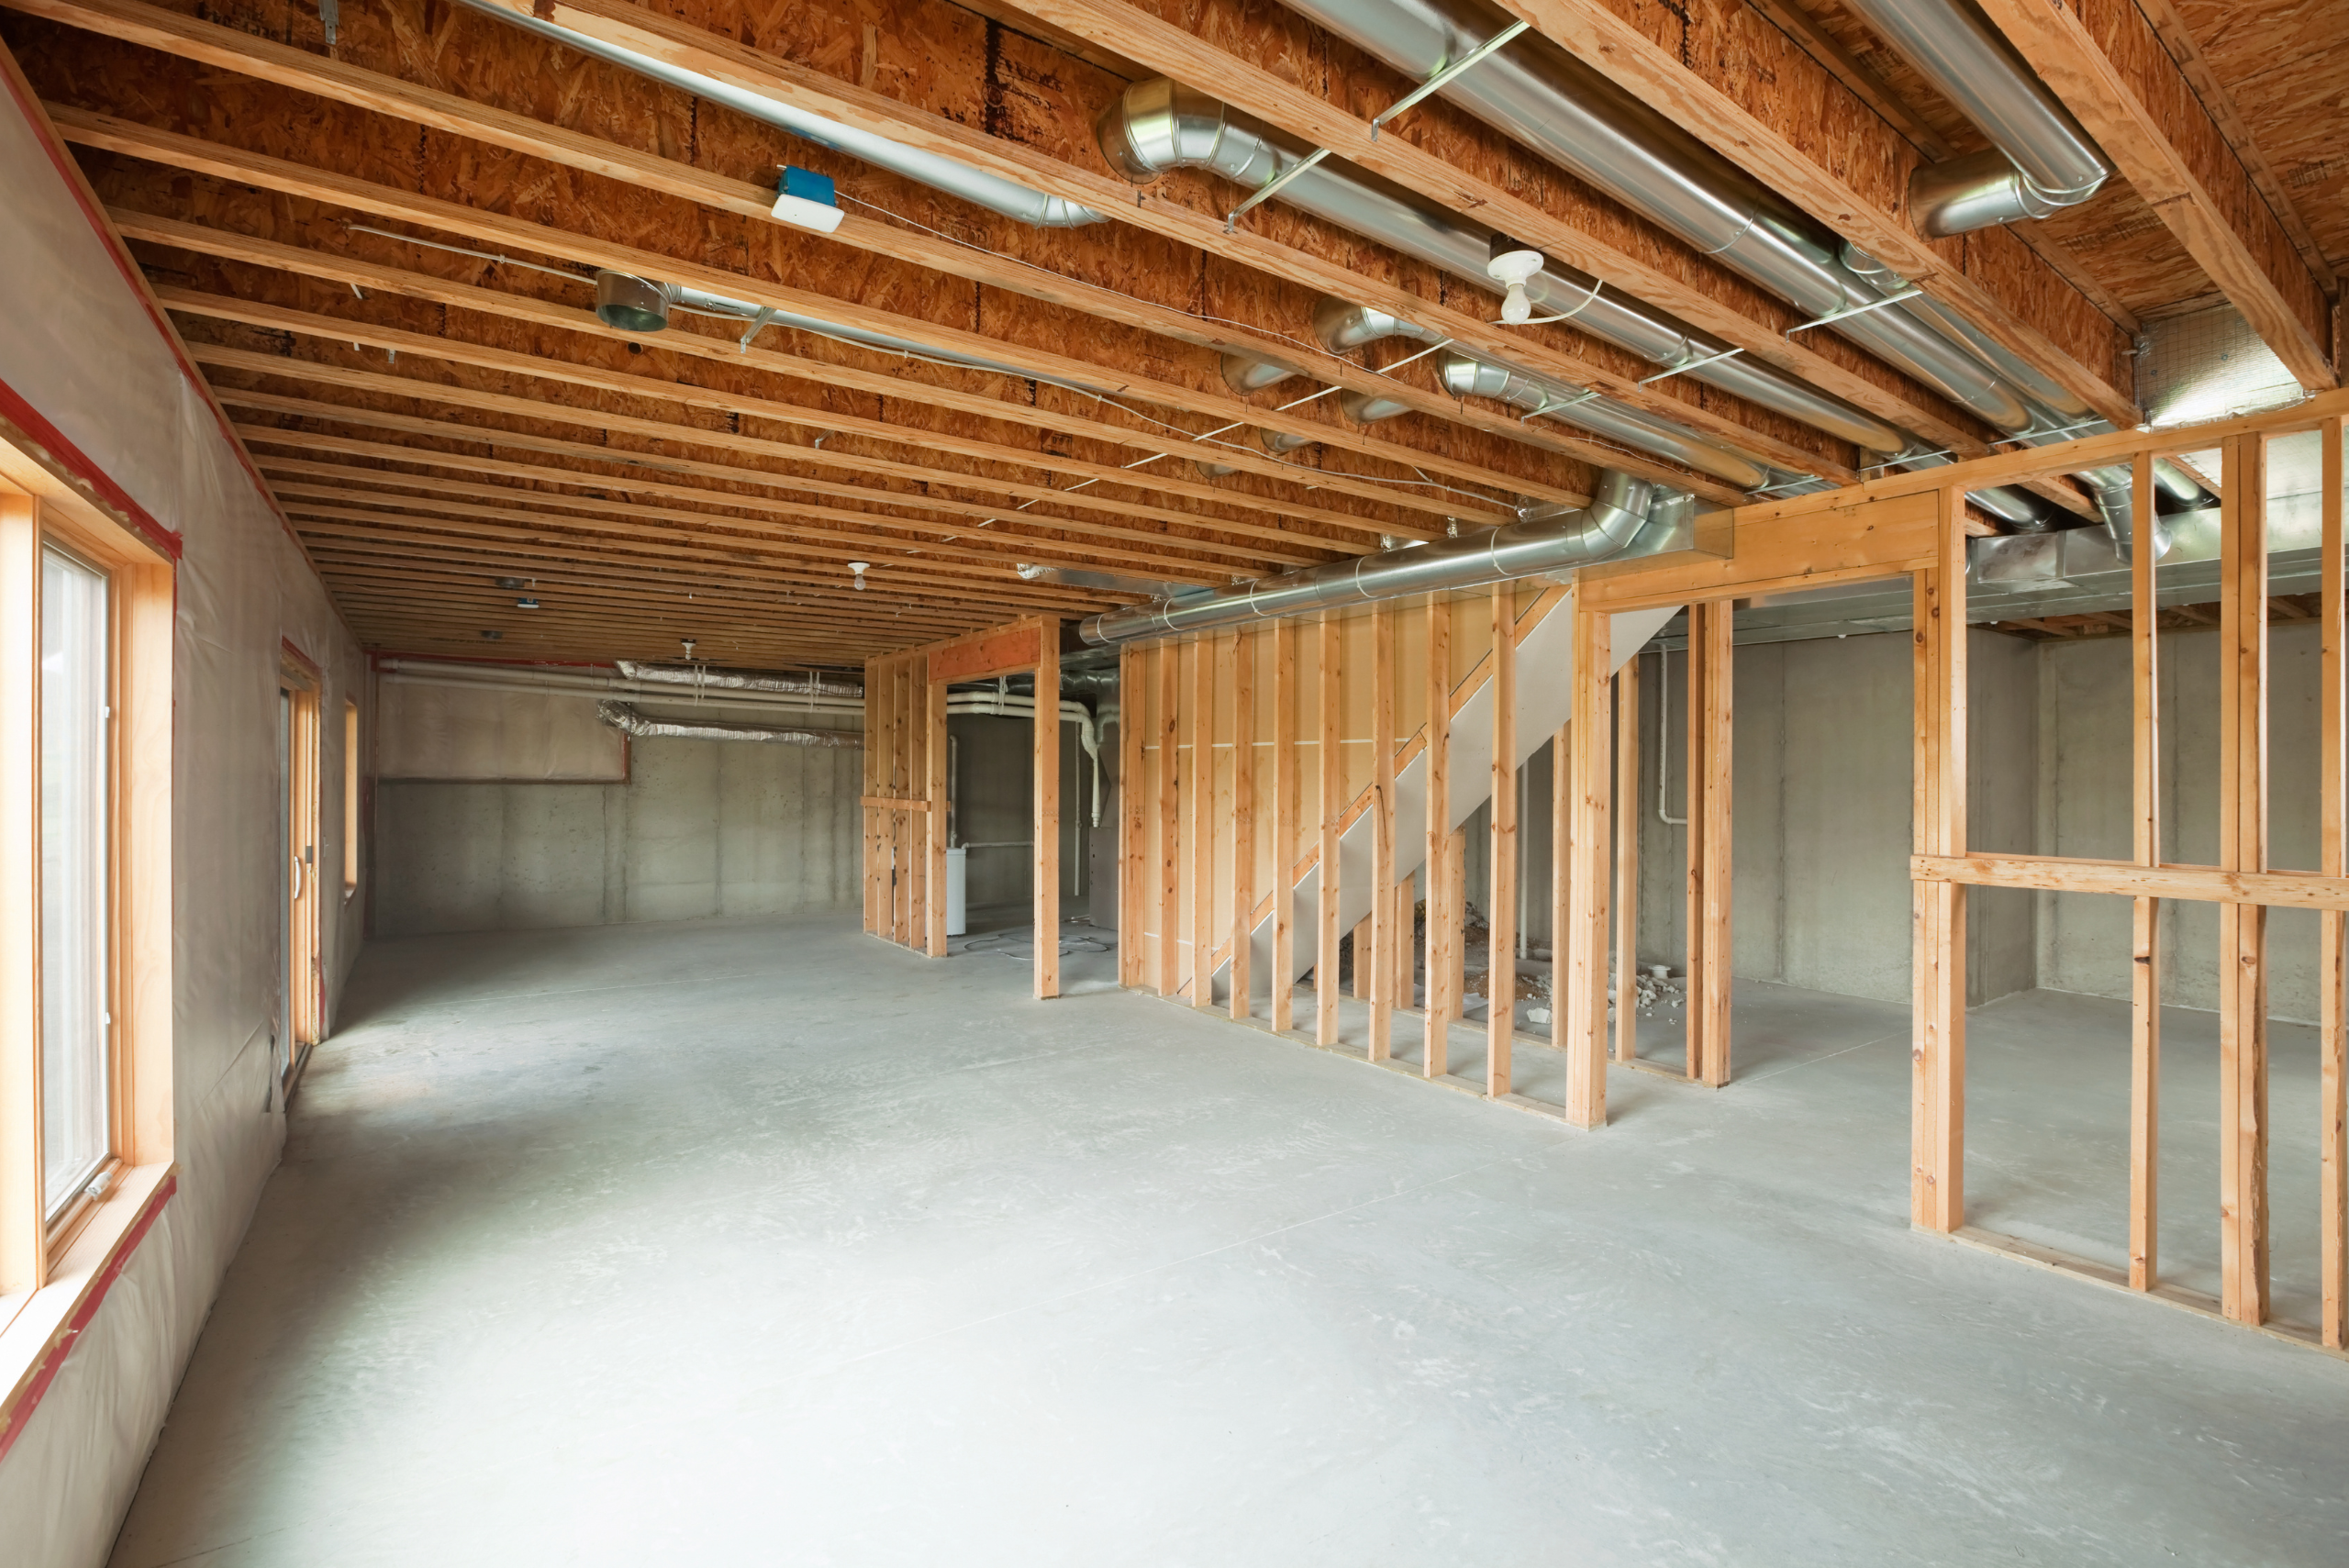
left=1613, top=656, right=1641, bottom=1062
left=1034, top=624, right=1061, bottom=1000
left=1156, top=642, right=1179, bottom=997
left=2218, top=434, right=2269, bottom=1323
left=1487, top=584, right=1518, bottom=1097
left=1191, top=633, right=1216, bottom=1009
left=1911, top=486, right=1969, bottom=1231
left=907, top=658, right=927, bottom=950
left=894, top=658, right=911, bottom=947
left=1442, top=827, right=1465, bottom=1020
left=1352, top=913, right=1375, bottom=999
left=2129, top=449, right=2162, bottom=1290
left=1370, top=602, right=1397, bottom=1061
left=1272, top=619, right=1298, bottom=1034
left=1424, top=594, right=1453, bottom=1076
left=1119, top=645, right=1144, bottom=987
left=1564, top=604, right=1612, bottom=1128
left=926, top=658, right=948, bottom=958
left=1693, top=603, right=1734, bottom=1086
left=861, top=655, right=880, bottom=937
left=1231, top=628, right=1256, bottom=1020
left=1317, top=613, right=1342, bottom=1046
left=2319, top=414, right=2347, bottom=1349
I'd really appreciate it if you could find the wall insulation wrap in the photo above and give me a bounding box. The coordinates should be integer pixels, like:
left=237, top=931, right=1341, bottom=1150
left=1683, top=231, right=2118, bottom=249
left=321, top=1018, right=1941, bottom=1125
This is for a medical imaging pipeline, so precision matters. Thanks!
left=0, top=83, right=367, bottom=1568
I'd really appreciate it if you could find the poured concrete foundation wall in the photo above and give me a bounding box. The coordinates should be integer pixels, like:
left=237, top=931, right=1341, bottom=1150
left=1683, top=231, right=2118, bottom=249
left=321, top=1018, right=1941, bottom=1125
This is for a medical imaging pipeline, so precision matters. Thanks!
left=949, top=713, right=1093, bottom=913
left=2038, top=621, right=2325, bottom=1020
left=374, top=734, right=862, bottom=935
left=1635, top=628, right=2039, bottom=1007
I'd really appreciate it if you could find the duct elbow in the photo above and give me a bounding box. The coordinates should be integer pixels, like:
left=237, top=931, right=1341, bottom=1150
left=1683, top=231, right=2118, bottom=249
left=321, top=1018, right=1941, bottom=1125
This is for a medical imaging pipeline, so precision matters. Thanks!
left=1097, top=77, right=1275, bottom=186
left=1910, top=149, right=2106, bottom=237
left=1222, top=354, right=1299, bottom=395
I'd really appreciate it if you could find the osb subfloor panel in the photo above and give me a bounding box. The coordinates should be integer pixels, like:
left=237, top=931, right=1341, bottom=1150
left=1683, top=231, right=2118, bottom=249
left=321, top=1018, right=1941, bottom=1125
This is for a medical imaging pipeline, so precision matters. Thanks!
left=107, top=917, right=2347, bottom=1566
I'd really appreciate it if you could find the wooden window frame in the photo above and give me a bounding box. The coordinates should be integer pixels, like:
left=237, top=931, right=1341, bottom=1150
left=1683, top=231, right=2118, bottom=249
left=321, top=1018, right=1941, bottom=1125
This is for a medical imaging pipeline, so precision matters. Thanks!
left=0, top=459, right=175, bottom=1373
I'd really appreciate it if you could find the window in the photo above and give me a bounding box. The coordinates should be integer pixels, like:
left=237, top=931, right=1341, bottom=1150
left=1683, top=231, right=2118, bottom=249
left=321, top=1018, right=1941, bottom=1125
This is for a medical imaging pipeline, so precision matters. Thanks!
left=39, top=545, right=110, bottom=1220
left=342, top=697, right=359, bottom=898
left=3, top=467, right=171, bottom=1311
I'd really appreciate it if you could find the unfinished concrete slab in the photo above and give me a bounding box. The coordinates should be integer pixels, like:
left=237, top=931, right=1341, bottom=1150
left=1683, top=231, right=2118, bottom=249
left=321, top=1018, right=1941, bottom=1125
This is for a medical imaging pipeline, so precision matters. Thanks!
left=103, top=917, right=2346, bottom=1567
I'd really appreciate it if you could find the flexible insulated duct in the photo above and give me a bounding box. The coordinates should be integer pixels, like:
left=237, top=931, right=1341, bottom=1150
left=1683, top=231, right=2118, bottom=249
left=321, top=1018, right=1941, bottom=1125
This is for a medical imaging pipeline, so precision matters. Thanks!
left=1837, top=0, right=2111, bottom=235
left=453, top=0, right=1105, bottom=228
left=1099, top=78, right=1906, bottom=462
left=1081, top=470, right=1676, bottom=644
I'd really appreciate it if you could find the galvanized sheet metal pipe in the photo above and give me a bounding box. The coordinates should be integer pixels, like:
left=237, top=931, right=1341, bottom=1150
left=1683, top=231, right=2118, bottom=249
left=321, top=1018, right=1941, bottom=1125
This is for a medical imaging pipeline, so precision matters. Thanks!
left=1080, top=471, right=1672, bottom=645
left=1837, top=0, right=2110, bottom=235
left=454, top=0, right=1105, bottom=228
left=1097, top=78, right=1904, bottom=462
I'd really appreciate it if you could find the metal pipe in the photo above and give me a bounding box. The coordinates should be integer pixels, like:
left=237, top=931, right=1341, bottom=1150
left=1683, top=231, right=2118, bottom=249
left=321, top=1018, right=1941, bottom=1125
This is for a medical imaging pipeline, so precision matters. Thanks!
left=1836, top=0, right=2110, bottom=235
left=1436, top=353, right=1774, bottom=489
left=1097, top=79, right=1899, bottom=465
left=1080, top=470, right=1675, bottom=645
left=614, top=661, right=863, bottom=699
left=1266, top=0, right=2042, bottom=432
left=597, top=700, right=863, bottom=746
left=452, top=0, right=1105, bottom=228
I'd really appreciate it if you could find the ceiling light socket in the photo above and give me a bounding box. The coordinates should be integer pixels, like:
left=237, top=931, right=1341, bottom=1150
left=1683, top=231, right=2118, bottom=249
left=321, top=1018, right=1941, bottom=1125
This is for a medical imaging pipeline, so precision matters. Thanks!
left=773, top=165, right=844, bottom=234
left=849, top=561, right=870, bottom=592
left=1486, top=233, right=1546, bottom=325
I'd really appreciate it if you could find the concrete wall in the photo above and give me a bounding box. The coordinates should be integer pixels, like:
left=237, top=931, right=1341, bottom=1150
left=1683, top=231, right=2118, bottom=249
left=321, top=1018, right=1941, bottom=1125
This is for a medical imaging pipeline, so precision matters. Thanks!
left=2038, top=621, right=2325, bottom=1020
left=1633, top=627, right=2038, bottom=1007
left=949, top=712, right=1096, bottom=916
left=375, top=733, right=862, bottom=935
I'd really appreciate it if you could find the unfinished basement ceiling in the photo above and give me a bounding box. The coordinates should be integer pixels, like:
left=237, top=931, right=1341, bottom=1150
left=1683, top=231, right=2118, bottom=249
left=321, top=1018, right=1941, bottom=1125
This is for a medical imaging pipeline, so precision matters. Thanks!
left=0, top=0, right=2338, bottom=666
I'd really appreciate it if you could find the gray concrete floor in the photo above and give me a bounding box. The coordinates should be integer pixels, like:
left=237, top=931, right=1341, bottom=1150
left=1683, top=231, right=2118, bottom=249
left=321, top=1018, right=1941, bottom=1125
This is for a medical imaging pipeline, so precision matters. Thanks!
left=108, top=916, right=2347, bottom=1566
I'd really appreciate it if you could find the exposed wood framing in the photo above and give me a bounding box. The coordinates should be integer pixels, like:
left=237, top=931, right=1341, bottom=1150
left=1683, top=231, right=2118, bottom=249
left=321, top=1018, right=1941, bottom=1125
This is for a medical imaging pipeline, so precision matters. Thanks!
left=1191, top=633, right=1215, bottom=1010
left=1317, top=612, right=1341, bottom=1047
left=1424, top=594, right=1453, bottom=1078
left=1974, top=0, right=2336, bottom=391
left=1230, top=627, right=1255, bottom=1021
left=1564, top=602, right=1610, bottom=1128
left=1157, top=641, right=1179, bottom=997
left=1687, top=603, right=1733, bottom=1087
left=1612, top=657, right=1639, bottom=1063
left=1034, top=625, right=1062, bottom=1001
left=1119, top=643, right=1145, bottom=989
left=1486, top=584, right=1518, bottom=1099
left=2323, top=415, right=2347, bottom=1350
left=1369, top=602, right=1397, bottom=1062
left=1486, top=0, right=2139, bottom=426
left=2217, top=432, right=2269, bottom=1323
left=1270, top=619, right=1297, bottom=1036
left=2130, top=450, right=2161, bottom=1292
left=1911, top=486, right=1968, bottom=1233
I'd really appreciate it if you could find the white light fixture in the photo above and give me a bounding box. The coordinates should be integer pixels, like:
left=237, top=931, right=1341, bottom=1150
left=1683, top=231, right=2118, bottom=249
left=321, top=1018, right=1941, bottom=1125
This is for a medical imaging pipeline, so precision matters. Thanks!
left=1486, top=233, right=1546, bottom=325
left=849, top=561, right=870, bottom=592
left=773, top=164, right=845, bottom=234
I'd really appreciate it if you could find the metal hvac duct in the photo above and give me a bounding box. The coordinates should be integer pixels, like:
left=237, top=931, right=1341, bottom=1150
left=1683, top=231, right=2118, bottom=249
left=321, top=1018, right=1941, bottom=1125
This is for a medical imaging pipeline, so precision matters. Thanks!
left=1098, top=78, right=1909, bottom=461
left=1266, top=0, right=2046, bottom=435
left=586, top=270, right=1120, bottom=395
left=1436, top=354, right=1775, bottom=489
left=596, top=700, right=863, bottom=746
left=1837, top=0, right=2111, bottom=235
left=613, top=662, right=863, bottom=699
left=452, top=0, right=1106, bottom=228
left=1080, top=470, right=1678, bottom=645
